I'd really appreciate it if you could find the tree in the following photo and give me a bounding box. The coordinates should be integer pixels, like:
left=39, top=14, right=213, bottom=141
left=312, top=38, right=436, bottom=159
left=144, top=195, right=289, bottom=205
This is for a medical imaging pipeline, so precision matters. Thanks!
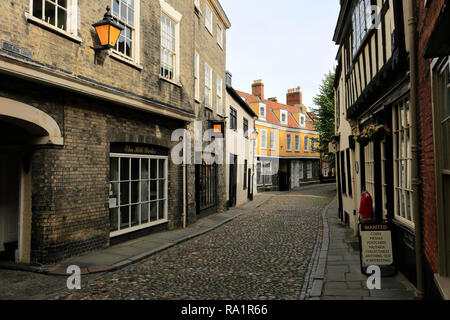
left=312, top=70, right=336, bottom=171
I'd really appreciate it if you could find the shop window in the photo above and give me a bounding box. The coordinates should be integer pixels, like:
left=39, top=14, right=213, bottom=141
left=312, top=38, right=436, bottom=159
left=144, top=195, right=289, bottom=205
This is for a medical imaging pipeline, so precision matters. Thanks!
left=109, top=155, right=168, bottom=237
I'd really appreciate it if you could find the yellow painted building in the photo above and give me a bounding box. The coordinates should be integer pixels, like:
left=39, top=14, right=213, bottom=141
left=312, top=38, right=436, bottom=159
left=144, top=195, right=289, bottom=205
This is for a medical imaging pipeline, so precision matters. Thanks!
left=236, top=81, right=320, bottom=191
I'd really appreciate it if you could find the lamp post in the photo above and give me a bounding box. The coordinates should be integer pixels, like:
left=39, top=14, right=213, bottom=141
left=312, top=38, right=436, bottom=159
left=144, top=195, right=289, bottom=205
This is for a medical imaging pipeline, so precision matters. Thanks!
left=93, top=6, right=123, bottom=50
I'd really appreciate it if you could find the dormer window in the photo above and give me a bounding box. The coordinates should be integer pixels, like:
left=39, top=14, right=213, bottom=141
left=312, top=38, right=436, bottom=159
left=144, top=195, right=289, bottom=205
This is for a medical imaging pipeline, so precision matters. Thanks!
left=300, top=115, right=306, bottom=128
left=259, top=103, right=266, bottom=120
left=280, top=110, right=288, bottom=125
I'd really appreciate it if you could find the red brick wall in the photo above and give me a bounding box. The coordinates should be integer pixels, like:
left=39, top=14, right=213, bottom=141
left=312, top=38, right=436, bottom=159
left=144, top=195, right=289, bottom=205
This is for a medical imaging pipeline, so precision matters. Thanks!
left=416, top=0, right=445, bottom=273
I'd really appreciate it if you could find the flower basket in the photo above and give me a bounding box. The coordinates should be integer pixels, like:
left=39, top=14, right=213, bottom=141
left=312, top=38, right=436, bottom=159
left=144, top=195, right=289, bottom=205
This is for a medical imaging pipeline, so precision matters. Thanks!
left=354, top=123, right=391, bottom=145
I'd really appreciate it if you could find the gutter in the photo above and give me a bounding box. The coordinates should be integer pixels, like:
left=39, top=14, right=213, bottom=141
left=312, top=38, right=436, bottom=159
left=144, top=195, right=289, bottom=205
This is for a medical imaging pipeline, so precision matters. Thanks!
left=405, top=0, right=424, bottom=298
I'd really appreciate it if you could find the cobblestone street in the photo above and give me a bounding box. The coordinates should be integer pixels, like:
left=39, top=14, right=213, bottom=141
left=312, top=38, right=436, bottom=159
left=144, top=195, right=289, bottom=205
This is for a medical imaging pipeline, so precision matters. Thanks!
left=42, top=184, right=335, bottom=300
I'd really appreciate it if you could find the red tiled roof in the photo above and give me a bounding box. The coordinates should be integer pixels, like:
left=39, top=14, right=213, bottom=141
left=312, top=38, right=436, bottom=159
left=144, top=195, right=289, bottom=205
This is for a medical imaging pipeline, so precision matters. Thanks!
left=235, top=90, right=317, bottom=131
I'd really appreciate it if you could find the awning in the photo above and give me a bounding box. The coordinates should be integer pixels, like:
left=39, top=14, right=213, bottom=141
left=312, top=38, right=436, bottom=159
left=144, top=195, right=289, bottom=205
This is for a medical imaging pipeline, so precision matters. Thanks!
left=424, top=3, right=450, bottom=59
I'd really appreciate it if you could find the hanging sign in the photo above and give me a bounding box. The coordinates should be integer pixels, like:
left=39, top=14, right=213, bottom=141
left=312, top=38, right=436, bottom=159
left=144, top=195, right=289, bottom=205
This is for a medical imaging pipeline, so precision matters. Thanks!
left=359, top=220, right=394, bottom=267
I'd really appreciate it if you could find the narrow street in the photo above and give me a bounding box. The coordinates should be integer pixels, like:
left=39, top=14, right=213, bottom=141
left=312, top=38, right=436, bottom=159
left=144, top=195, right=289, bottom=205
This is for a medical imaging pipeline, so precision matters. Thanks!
left=36, top=184, right=335, bottom=300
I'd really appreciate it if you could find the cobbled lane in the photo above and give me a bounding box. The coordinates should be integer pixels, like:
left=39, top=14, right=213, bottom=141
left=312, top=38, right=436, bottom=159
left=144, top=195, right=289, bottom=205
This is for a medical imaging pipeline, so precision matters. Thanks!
left=50, top=184, right=336, bottom=300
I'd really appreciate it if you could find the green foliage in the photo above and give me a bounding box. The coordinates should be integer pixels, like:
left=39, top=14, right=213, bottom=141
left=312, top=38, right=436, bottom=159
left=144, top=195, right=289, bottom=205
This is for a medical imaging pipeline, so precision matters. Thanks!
left=312, top=70, right=336, bottom=162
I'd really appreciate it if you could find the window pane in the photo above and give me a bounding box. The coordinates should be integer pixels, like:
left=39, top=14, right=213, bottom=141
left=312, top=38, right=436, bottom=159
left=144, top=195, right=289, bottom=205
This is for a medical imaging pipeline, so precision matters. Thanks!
left=45, top=1, right=56, bottom=26
left=159, top=160, right=165, bottom=178
left=141, top=159, right=149, bottom=180
left=131, top=205, right=139, bottom=227
left=120, top=2, right=127, bottom=21
left=58, top=0, right=67, bottom=8
left=159, top=180, right=165, bottom=199
left=33, top=0, right=43, bottom=19
left=113, top=0, right=119, bottom=16
left=159, top=200, right=165, bottom=220
left=141, top=181, right=149, bottom=202
left=131, top=181, right=139, bottom=203
left=120, top=182, right=130, bottom=205
left=120, top=206, right=130, bottom=229
left=151, top=159, right=158, bottom=178
left=120, top=158, right=129, bottom=180
left=128, top=7, right=134, bottom=26
left=150, top=180, right=157, bottom=200
left=141, top=203, right=149, bottom=224
left=131, top=158, right=140, bottom=180
left=150, top=201, right=158, bottom=221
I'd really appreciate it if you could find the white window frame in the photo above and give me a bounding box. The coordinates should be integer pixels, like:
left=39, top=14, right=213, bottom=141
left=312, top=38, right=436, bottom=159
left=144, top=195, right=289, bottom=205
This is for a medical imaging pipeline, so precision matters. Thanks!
left=257, top=160, right=273, bottom=186
left=286, top=134, right=292, bottom=152
left=393, top=99, right=414, bottom=228
left=217, top=23, right=223, bottom=48
left=300, top=114, right=306, bottom=128
left=109, top=153, right=168, bottom=238
left=109, top=0, right=141, bottom=64
left=194, top=51, right=200, bottom=101
left=260, top=129, right=268, bottom=150
left=205, top=3, right=213, bottom=34
left=160, top=0, right=182, bottom=82
left=204, top=62, right=213, bottom=108
left=259, top=103, right=266, bottom=120
left=216, top=75, right=223, bottom=115
left=295, top=135, right=300, bottom=152
left=194, top=0, right=202, bottom=13
left=304, top=136, right=309, bottom=152
left=280, top=110, right=288, bottom=125
left=307, top=161, right=313, bottom=179
left=27, top=0, right=81, bottom=42
left=270, top=130, right=276, bottom=151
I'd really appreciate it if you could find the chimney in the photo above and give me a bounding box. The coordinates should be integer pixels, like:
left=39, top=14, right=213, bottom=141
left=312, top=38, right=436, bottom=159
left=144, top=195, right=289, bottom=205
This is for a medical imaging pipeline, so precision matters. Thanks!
left=286, top=86, right=302, bottom=106
left=252, top=80, right=264, bottom=99
left=268, top=97, right=278, bottom=102
left=226, top=71, right=232, bottom=87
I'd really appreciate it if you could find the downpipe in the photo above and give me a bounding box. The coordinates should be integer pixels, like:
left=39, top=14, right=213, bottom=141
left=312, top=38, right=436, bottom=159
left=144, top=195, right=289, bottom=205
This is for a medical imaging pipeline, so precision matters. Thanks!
left=405, top=0, right=424, bottom=298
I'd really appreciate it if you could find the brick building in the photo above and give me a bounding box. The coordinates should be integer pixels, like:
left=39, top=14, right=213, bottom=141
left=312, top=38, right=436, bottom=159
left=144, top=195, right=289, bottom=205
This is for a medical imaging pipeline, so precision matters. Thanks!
left=416, top=0, right=450, bottom=299
left=0, top=0, right=230, bottom=264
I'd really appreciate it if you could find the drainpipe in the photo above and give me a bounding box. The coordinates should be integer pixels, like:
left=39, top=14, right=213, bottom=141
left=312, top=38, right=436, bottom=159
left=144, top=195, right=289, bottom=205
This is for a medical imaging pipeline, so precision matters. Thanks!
left=183, top=130, right=187, bottom=229
left=405, top=0, right=424, bottom=297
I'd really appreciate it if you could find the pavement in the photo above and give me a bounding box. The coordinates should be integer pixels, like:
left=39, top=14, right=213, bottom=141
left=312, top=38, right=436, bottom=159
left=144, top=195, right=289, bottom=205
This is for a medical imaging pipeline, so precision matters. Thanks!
left=303, top=200, right=418, bottom=300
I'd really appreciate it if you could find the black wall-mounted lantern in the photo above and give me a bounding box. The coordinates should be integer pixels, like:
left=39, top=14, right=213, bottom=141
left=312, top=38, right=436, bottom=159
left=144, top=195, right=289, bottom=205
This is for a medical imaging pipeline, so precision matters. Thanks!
left=92, top=6, right=123, bottom=50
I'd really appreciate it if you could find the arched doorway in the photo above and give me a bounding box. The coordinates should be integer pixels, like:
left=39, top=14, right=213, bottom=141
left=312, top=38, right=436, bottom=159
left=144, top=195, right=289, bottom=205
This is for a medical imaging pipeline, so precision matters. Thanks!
left=0, top=97, right=63, bottom=263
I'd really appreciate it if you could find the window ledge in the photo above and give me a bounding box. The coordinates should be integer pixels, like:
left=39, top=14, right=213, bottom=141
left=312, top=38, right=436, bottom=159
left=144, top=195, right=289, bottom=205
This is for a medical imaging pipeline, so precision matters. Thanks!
left=25, top=13, right=82, bottom=44
left=434, top=274, right=450, bottom=300
left=204, top=105, right=214, bottom=111
left=159, top=75, right=182, bottom=88
left=110, top=52, right=143, bottom=70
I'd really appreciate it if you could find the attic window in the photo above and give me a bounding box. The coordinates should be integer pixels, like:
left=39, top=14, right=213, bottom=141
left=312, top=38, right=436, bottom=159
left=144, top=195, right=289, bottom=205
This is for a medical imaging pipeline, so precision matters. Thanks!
left=300, top=115, right=306, bottom=127
left=280, top=110, right=288, bottom=125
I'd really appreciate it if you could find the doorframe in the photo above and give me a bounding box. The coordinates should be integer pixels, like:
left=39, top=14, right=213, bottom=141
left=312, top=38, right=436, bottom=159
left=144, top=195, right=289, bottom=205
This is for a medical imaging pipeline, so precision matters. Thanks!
left=0, top=145, right=32, bottom=263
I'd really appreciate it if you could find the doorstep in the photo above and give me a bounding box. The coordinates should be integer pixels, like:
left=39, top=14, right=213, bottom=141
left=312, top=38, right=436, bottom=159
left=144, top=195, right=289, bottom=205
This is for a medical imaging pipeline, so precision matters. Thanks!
left=0, top=193, right=273, bottom=276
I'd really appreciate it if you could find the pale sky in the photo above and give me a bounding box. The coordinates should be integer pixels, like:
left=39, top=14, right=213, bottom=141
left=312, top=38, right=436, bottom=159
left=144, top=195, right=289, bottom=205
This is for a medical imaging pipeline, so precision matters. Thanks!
left=221, top=0, right=340, bottom=110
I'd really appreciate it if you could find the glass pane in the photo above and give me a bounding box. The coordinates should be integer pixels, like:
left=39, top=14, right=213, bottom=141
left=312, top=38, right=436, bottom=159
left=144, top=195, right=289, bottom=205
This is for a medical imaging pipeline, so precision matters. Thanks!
left=33, top=0, right=43, bottom=19
left=45, top=1, right=56, bottom=26
left=120, top=158, right=129, bottom=181
left=141, top=181, right=149, bottom=202
left=120, top=182, right=130, bottom=205
left=141, top=203, right=149, bottom=224
left=159, top=200, right=165, bottom=220
left=159, top=180, right=165, bottom=199
left=131, top=158, right=139, bottom=180
left=110, top=182, right=119, bottom=203
left=150, top=180, right=157, bottom=200
left=126, top=39, right=131, bottom=57
left=109, top=208, right=119, bottom=232
left=159, top=160, right=165, bottom=178
left=118, top=36, right=125, bottom=54
left=150, top=202, right=158, bottom=221
left=141, top=158, right=149, bottom=180
left=110, top=158, right=119, bottom=181
left=128, top=8, right=134, bottom=26
left=131, top=181, right=139, bottom=204
left=120, top=2, right=127, bottom=21
left=120, top=206, right=130, bottom=229
left=58, top=0, right=67, bottom=8
left=150, top=159, right=158, bottom=178
left=113, top=0, right=119, bottom=16
left=131, top=205, right=139, bottom=227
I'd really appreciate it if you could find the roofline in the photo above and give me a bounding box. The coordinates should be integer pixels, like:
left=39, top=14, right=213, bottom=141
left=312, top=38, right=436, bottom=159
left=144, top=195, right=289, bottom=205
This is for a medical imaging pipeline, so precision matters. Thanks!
left=333, top=0, right=352, bottom=44
left=226, top=85, right=257, bottom=118
left=210, top=0, right=231, bottom=29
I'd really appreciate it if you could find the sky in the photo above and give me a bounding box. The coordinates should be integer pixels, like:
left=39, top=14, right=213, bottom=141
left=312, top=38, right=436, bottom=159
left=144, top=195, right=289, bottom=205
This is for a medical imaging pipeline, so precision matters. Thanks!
left=221, top=0, right=340, bottom=110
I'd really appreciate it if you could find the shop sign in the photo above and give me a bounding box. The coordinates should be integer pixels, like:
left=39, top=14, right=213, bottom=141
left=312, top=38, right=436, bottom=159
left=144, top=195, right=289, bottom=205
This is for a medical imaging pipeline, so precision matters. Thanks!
left=360, top=221, right=393, bottom=267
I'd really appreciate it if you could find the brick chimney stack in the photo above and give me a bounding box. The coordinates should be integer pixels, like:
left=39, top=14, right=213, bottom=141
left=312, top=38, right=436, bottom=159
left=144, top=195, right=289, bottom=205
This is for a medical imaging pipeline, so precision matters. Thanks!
left=252, top=80, right=264, bottom=99
left=286, top=86, right=302, bottom=106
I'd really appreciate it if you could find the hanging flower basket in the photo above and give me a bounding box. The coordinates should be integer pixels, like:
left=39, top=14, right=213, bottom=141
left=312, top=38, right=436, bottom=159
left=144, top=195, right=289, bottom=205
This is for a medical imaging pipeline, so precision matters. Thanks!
left=354, top=123, right=391, bottom=144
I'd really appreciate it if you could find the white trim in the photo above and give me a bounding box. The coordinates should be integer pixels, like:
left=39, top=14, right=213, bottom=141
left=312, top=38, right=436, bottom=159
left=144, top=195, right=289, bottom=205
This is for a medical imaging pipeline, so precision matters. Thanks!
left=160, top=0, right=182, bottom=22
left=25, top=12, right=82, bottom=44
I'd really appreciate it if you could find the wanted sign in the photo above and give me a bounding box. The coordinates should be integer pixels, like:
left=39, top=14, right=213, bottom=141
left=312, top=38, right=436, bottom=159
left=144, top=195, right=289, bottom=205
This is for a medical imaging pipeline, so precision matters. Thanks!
left=359, top=221, right=393, bottom=267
